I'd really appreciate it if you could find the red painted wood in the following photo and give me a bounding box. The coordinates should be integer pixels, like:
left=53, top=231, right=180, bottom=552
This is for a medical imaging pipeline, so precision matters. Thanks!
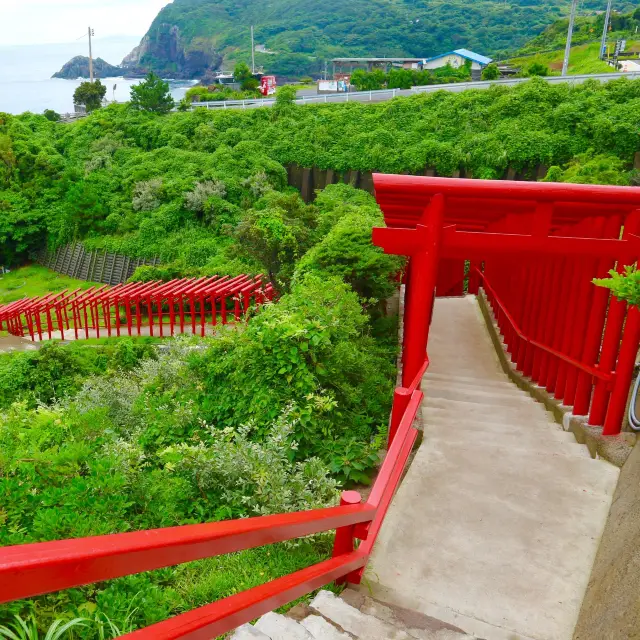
left=0, top=504, right=374, bottom=604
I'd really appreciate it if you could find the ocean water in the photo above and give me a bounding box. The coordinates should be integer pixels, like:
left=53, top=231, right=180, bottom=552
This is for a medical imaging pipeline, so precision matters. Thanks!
left=0, top=37, right=194, bottom=115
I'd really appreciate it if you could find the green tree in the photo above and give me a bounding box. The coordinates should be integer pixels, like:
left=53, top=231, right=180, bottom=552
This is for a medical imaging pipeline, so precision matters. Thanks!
left=275, top=85, right=298, bottom=106
left=526, top=62, right=549, bottom=77
left=73, top=80, right=106, bottom=112
left=234, top=62, right=253, bottom=85
left=130, top=73, right=175, bottom=113
left=482, top=63, right=500, bottom=80
left=242, top=77, right=260, bottom=92
left=43, top=109, right=61, bottom=122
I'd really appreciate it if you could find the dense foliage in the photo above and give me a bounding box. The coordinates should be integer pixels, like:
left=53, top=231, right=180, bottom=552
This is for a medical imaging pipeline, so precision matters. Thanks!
left=350, top=63, right=472, bottom=91
left=2, top=77, right=640, bottom=271
left=124, top=0, right=637, bottom=78
left=594, top=266, right=640, bottom=308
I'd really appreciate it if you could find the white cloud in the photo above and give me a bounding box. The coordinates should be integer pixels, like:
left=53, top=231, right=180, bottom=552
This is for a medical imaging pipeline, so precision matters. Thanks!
left=0, top=0, right=172, bottom=46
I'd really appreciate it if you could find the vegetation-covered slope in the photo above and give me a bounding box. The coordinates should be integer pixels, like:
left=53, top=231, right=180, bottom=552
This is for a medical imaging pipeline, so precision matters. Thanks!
left=1, top=76, right=639, bottom=634
left=508, top=7, right=640, bottom=75
left=516, top=6, right=640, bottom=56
left=121, top=0, right=638, bottom=78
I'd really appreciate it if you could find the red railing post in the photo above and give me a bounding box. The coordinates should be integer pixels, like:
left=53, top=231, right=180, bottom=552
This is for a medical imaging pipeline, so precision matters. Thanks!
left=332, top=491, right=363, bottom=585
left=602, top=306, right=640, bottom=436
left=401, top=194, right=444, bottom=387
left=389, top=388, right=411, bottom=448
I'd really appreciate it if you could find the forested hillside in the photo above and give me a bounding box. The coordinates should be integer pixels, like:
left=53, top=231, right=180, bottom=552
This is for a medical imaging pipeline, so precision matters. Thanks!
left=121, top=0, right=638, bottom=78
left=517, top=6, right=640, bottom=56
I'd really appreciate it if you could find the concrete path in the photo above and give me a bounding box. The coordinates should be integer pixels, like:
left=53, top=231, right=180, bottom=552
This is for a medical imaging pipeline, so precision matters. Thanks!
left=364, top=296, right=620, bottom=640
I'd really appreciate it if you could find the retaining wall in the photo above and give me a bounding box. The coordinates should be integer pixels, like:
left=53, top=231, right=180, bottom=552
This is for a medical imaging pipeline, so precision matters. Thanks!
left=288, top=164, right=551, bottom=202
left=40, top=243, right=160, bottom=286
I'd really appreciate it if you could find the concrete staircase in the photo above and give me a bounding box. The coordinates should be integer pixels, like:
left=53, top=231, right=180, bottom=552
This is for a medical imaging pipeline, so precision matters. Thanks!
left=363, top=297, right=620, bottom=640
left=232, top=590, right=480, bottom=639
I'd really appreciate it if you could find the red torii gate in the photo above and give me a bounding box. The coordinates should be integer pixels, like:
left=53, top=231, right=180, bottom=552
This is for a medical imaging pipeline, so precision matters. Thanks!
left=372, top=174, right=640, bottom=437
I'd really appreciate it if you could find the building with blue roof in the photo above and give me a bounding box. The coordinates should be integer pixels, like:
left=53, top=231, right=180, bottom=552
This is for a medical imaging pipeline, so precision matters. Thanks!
left=422, top=49, right=493, bottom=73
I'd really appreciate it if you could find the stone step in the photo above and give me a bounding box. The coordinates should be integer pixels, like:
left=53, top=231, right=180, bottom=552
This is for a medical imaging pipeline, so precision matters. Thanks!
left=300, top=615, right=351, bottom=639
left=310, top=590, right=411, bottom=640
left=231, top=591, right=479, bottom=640
left=232, top=624, right=271, bottom=639
left=424, top=413, right=580, bottom=443
left=309, top=591, right=478, bottom=640
left=426, top=431, right=592, bottom=459
left=425, top=384, right=532, bottom=407
left=422, top=406, right=562, bottom=433
left=255, top=612, right=312, bottom=639
left=426, top=396, right=552, bottom=420
left=425, top=372, right=516, bottom=389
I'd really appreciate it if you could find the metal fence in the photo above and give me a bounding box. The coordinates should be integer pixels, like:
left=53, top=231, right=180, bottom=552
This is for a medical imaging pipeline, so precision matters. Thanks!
left=40, top=243, right=161, bottom=286
left=186, top=88, right=402, bottom=110
left=186, top=72, right=640, bottom=112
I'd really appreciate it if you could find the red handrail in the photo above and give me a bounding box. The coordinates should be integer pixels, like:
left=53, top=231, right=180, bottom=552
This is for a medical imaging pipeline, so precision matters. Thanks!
left=0, top=505, right=374, bottom=604
left=476, top=268, right=613, bottom=384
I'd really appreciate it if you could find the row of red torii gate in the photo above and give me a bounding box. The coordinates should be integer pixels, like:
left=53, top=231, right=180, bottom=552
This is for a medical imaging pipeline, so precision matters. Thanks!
left=0, top=275, right=274, bottom=341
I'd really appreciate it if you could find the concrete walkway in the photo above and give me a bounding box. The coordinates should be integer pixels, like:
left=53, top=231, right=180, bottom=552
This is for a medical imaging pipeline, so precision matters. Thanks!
left=364, top=296, right=620, bottom=640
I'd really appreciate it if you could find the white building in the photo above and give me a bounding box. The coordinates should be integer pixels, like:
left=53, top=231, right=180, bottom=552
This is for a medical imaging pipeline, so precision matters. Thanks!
left=421, top=49, right=493, bottom=72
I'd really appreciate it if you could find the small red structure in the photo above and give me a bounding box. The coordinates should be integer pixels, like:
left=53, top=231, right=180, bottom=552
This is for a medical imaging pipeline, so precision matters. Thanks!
left=260, top=75, right=277, bottom=96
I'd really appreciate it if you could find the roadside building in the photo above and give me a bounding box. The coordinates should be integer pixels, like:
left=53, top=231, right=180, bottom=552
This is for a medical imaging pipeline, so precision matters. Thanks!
left=421, top=49, right=493, bottom=72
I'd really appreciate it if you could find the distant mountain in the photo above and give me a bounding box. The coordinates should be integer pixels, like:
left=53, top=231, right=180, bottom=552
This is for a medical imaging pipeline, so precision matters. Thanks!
left=119, top=0, right=639, bottom=79
left=52, top=56, right=124, bottom=79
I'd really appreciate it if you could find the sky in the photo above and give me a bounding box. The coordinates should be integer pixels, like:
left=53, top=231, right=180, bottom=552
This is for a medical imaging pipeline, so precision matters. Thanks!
left=0, top=0, right=172, bottom=46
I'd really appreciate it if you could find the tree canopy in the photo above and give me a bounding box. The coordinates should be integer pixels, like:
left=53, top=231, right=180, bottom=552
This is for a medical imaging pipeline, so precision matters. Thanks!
left=130, top=73, right=175, bottom=114
left=73, top=80, right=106, bottom=112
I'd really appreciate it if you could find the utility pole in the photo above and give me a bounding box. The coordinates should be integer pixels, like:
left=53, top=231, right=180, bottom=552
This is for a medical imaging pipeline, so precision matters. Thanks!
left=88, top=26, right=95, bottom=82
left=600, top=0, right=613, bottom=61
left=562, top=0, right=579, bottom=76
left=251, top=25, right=255, bottom=74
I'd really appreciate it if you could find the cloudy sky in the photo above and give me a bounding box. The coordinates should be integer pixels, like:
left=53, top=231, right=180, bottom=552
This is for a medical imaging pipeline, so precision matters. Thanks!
left=0, top=0, right=171, bottom=46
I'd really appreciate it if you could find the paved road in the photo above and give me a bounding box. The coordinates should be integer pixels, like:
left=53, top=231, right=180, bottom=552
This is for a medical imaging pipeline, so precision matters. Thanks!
left=187, top=71, right=640, bottom=112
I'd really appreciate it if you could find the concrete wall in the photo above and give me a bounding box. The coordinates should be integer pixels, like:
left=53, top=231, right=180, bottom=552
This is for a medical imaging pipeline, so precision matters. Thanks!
left=573, top=443, right=640, bottom=640
left=288, top=164, right=550, bottom=203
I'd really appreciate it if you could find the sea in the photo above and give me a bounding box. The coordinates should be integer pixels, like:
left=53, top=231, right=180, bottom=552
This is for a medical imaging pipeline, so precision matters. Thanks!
left=0, top=36, right=195, bottom=115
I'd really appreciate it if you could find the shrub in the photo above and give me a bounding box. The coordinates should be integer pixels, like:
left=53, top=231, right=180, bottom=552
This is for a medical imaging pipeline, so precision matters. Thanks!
left=295, top=213, right=402, bottom=301
left=481, top=63, right=500, bottom=80
left=132, top=179, right=164, bottom=212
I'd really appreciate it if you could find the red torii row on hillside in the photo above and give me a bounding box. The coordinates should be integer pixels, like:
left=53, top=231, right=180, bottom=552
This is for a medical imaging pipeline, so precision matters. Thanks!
left=0, top=275, right=274, bottom=342
left=1, top=176, right=640, bottom=640
left=373, top=175, right=640, bottom=439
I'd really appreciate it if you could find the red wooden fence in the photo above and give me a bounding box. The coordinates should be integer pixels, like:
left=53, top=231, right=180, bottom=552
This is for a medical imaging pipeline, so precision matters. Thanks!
left=0, top=276, right=274, bottom=342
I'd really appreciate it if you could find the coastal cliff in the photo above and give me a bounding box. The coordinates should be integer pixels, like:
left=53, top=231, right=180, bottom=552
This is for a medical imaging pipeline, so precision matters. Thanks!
left=121, top=24, right=221, bottom=79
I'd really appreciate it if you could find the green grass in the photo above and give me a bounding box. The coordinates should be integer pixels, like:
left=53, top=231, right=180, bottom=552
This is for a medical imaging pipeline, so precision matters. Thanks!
left=171, top=541, right=340, bottom=639
left=0, top=265, right=97, bottom=305
left=510, top=40, right=640, bottom=75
